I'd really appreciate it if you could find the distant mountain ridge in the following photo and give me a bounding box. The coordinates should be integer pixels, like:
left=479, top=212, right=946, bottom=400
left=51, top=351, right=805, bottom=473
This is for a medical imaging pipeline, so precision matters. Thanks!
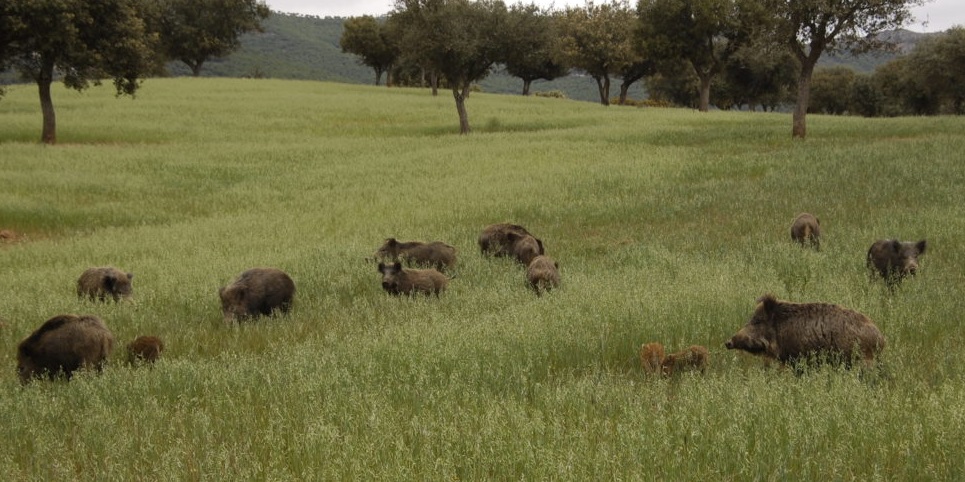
left=156, top=13, right=939, bottom=102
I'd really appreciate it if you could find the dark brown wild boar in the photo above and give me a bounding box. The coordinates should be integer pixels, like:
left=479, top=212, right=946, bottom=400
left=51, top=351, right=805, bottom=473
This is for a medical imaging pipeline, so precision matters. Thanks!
left=790, top=213, right=821, bottom=250
left=77, top=266, right=134, bottom=302
left=373, top=238, right=457, bottom=272
left=526, top=255, right=560, bottom=295
left=639, top=342, right=665, bottom=375
left=867, top=239, right=927, bottom=286
left=219, top=268, right=295, bottom=323
left=127, top=335, right=164, bottom=365
left=17, top=314, right=115, bottom=383
left=508, top=232, right=544, bottom=266
left=478, top=223, right=543, bottom=257
left=725, top=294, right=885, bottom=367
left=661, top=345, right=709, bottom=376
left=377, top=262, right=448, bottom=296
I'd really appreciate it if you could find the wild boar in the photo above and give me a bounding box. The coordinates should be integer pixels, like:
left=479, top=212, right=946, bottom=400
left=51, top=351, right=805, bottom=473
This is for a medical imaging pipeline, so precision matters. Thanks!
left=373, top=238, right=457, bottom=272
left=725, top=294, right=886, bottom=367
left=17, top=314, right=115, bottom=383
left=126, top=335, right=164, bottom=365
left=867, top=239, right=927, bottom=286
left=219, top=268, right=296, bottom=323
left=478, top=223, right=543, bottom=257
left=526, top=255, right=560, bottom=295
left=508, top=232, right=544, bottom=266
left=377, top=262, right=448, bottom=296
left=790, top=213, right=821, bottom=250
left=77, top=266, right=134, bottom=302
left=639, top=342, right=665, bottom=375
left=661, top=345, right=709, bottom=376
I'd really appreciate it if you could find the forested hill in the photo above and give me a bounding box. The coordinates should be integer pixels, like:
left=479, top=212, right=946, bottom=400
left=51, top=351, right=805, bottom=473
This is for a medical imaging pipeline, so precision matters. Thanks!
left=169, top=12, right=931, bottom=103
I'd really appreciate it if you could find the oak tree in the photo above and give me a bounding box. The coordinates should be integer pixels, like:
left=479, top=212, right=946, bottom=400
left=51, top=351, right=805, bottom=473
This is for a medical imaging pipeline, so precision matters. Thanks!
left=391, top=0, right=509, bottom=134
left=340, top=15, right=398, bottom=86
left=5, top=0, right=158, bottom=144
left=502, top=3, right=568, bottom=96
left=149, top=0, right=270, bottom=76
left=764, top=0, right=923, bottom=138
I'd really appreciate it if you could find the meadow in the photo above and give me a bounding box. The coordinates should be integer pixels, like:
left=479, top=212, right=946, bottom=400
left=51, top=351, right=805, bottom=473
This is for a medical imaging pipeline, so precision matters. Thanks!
left=1, top=78, right=964, bottom=480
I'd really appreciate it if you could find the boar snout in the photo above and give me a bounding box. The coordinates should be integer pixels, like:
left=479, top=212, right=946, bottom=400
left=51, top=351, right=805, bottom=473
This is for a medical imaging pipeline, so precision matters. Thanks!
left=725, top=333, right=767, bottom=354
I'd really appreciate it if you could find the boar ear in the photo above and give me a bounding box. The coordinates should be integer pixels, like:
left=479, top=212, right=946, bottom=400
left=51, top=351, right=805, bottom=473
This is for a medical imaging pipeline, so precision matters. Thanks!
left=506, top=232, right=519, bottom=242
left=386, top=238, right=397, bottom=246
left=916, top=240, right=927, bottom=254
left=127, top=272, right=134, bottom=280
left=536, top=238, right=545, bottom=255
left=392, top=262, right=402, bottom=270
left=756, top=294, right=779, bottom=315
left=377, top=262, right=386, bottom=273
left=104, top=274, right=117, bottom=290
left=890, top=240, right=903, bottom=252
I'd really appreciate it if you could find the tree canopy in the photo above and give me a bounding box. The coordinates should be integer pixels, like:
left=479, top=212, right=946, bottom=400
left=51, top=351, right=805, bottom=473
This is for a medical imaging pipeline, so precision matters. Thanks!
left=638, top=0, right=763, bottom=112
left=558, top=0, right=638, bottom=106
left=4, top=0, right=158, bottom=144
left=391, top=0, right=509, bottom=134
left=148, top=0, right=270, bottom=76
left=763, top=0, right=924, bottom=138
left=340, top=15, right=398, bottom=86
left=502, top=3, right=568, bottom=96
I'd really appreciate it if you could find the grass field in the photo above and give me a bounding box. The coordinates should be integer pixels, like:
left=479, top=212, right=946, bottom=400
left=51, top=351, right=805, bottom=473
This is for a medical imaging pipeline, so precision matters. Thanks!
left=1, top=78, right=964, bottom=480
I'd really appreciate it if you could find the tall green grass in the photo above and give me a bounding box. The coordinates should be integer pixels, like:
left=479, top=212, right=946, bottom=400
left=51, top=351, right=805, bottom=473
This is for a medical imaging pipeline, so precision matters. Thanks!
left=1, top=78, right=964, bottom=479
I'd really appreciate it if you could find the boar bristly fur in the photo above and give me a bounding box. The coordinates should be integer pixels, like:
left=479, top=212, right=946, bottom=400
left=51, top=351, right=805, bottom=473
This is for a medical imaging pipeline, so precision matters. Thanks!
left=127, top=335, right=164, bottom=365
left=867, top=239, right=927, bottom=286
left=526, top=255, right=560, bottom=295
left=479, top=223, right=542, bottom=257
left=374, top=238, right=457, bottom=272
left=77, top=266, right=134, bottom=302
left=378, top=262, right=448, bottom=296
left=639, top=342, right=665, bottom=375
left=661, top=345, right=710, bottom=376
left=725, top=295, right=886, bottom=367
left=219, top=268, right=295, bottom=323
left=17, top=314, right=115, bottom=383
left=790, top=213, right=821, bottom=250
left=507, top=232, right=544, bottom=266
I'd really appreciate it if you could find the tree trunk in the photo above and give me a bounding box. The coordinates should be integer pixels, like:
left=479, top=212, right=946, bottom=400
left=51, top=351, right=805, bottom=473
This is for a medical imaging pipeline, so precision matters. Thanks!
left=38, top=57, right=57, bottom=145
left=185, top=60, right=204, bottom=77
left=453, top=84, right=471, bottom=134
left=594, top=75, right=610, bottom=106
left=793, top=62, right=815, bottom=139
left=697, top=73, right=711, bottom=112
left=374, top=68, right=383, bottom=86
left=522, top=79, right=531, bottom=96
left=430, top=71, right=439, bottom=96
left=618, top=83, right=630, bottom=105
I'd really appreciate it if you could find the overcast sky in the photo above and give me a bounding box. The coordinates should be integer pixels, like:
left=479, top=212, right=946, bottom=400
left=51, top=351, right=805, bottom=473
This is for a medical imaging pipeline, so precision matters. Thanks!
left=266, top=0, right=964, bottom=33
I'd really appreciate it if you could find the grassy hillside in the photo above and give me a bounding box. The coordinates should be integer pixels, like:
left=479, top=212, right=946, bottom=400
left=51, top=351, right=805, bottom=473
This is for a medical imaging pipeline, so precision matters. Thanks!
left=1, top=78, right=964, bottom=479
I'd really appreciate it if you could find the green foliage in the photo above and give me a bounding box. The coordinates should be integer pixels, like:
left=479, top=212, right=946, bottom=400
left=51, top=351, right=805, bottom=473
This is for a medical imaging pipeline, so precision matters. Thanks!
left=557, top=0, right=638, bottom=105
left=3, top=0, right=158, bottom=143
left=809, top=66, right=857, bottom=115
left=1, top=78, right=965, bottom=478
left=390, top=0, right=509, bottom=133
left=638, top=0, right=761, bottom=111
left=147, top=0, right=271, bottom=76
left=502, top=3, right=569, bottom=95
left=339, top=15, right=397, bottom=86
left=763, top=0, right=926, bottom=137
